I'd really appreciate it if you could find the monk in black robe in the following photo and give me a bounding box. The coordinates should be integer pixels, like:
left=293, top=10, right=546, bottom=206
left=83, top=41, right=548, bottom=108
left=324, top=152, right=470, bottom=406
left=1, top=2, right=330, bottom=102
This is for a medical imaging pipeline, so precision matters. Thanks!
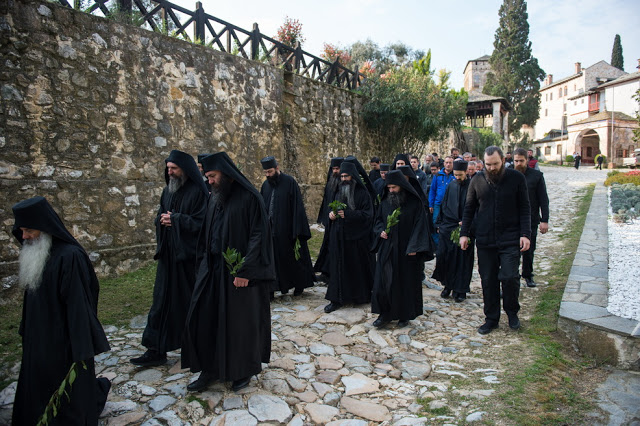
left=131, top=150, right=208, bottom=367
left=344, top=155, right=377, bottom=203
left=314, top=157, right=343, bottom=278
left=11, top=196, right=110, bottom=426
left=324, top=162, right=375, bottom=313
left=260, top=156, right=314, bottom=297
left=373, top=163, right=391, bottom=198
left=182, top=152, right=275, bottom=393
left=371, top=171, right=434, bottom=328
left=432, top=160, right=475, bottom=302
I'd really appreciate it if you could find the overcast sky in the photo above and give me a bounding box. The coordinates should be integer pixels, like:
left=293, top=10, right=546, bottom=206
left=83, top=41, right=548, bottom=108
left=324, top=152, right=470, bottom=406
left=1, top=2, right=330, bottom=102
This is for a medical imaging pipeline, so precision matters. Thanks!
left=169, top=0, right=640, bottom=90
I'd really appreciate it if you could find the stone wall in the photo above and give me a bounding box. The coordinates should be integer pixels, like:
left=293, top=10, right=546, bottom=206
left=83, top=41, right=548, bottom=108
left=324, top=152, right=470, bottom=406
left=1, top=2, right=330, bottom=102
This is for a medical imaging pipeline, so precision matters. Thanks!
left=0, top=0, right=376, bottom=284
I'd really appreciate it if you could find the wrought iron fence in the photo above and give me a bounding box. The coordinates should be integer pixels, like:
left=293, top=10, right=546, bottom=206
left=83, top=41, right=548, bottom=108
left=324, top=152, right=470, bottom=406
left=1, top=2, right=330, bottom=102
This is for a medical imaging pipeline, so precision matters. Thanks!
left=54, top=0, right=363, bottom=89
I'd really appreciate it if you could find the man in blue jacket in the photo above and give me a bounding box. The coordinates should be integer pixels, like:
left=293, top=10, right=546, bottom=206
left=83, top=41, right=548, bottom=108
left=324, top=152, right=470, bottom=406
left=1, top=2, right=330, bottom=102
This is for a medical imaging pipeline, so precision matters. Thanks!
left=428, top=156, right=455, bottom=245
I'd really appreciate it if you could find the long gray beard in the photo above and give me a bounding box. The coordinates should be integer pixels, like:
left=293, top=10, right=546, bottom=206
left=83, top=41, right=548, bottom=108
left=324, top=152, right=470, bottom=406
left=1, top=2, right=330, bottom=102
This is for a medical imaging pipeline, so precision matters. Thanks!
left=168, top=175, right=186, bottom=194
left=338, top=180, right=356, bottom=210
left=19, top=232, right=53, bottom=292
left=388, top=190, right=406, bottom=208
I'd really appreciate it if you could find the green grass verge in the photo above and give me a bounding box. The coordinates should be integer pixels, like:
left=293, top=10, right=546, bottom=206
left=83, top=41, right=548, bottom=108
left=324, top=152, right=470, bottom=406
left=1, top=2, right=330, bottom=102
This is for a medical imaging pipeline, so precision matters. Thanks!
left=98, top=262, right=156, bottom=327
left=495, top=183, right=596, bottom=425
left=0, top=296, right=23, bottom=390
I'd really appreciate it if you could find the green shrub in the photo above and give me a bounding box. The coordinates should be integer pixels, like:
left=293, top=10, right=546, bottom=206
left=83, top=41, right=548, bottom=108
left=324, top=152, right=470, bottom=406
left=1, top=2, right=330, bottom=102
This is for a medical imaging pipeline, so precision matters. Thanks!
left=609, top=182, right=640, bottom=219
left=565, top=155, right=574, bottom=163
left=604, top=171, right=640, bottom=187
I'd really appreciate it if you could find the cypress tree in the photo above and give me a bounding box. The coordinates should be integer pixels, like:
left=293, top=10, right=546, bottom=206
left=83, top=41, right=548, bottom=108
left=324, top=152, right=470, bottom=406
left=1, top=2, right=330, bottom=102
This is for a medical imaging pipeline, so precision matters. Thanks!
left=483, top=0, right=545, bottom=135
left=611, top=34, right=624, bottom=71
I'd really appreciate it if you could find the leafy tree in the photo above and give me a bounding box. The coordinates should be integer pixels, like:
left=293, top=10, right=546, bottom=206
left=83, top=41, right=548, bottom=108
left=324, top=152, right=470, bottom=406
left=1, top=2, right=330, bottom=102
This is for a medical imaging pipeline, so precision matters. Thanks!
left=611, top=34, right=624, bottom=71
left=275, top=16, right=305, bottom=48
left=483, top=0, right=545, bottom=136
left=359, top=56, right=468, bottom=159
left=344, top=39, right=423, bottom=76
left=633, top=89, right=640, bottom=143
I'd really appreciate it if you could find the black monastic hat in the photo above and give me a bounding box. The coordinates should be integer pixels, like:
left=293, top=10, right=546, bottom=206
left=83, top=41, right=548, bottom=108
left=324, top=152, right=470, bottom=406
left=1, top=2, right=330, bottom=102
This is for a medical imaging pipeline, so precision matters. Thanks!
left=260, top=156, right=278, bottom=170
left=12, top=196, right=81, bottom=247
left=453, top=160, right=469, bottom=171
left=380, top=163, right=390, bottom=171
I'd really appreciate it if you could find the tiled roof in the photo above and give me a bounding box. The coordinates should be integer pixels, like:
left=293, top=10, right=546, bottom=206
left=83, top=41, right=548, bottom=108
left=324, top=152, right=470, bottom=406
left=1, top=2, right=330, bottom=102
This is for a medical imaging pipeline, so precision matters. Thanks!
left=597, top=71, right=640, bottom=88
left=467, top=91, right=505, bottom=103
left=570, top=111, right=636, bottom=126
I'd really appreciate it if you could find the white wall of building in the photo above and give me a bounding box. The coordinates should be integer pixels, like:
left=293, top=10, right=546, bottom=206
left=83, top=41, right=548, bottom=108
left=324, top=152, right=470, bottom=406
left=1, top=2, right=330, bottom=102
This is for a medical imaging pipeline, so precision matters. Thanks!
left=603, top=79, right=640, bottom=116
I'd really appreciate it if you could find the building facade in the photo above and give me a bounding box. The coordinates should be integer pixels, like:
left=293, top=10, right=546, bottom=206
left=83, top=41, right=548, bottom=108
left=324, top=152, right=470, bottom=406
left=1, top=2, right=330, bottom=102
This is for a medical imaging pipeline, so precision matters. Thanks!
left=463, top=55, right=491, bottom=93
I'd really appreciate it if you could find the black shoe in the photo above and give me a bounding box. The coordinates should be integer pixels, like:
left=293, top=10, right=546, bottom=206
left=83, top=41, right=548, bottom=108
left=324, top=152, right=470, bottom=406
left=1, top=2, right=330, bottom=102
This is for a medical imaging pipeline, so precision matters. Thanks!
left=508, top=315, right=521, bottom=330
left=525, top=277, right=536, bottom=288
left=187, top=371, right=213, bottom=392
left=324, top=302, right=341, bottom=313
left=397, top=320, right=410, bottom=328
left=440, top=288, right=451, bottom=299
left=454, top=294, right=466, bottom=303
left=372, top=316, right=390, bottom=328
left=293, top=288, right=304, bottom=296
left=478, top=322, right=499, bottom=335
left=231, top=376, right=251, bottom=392
left=130, top=350, right=167, bottom=367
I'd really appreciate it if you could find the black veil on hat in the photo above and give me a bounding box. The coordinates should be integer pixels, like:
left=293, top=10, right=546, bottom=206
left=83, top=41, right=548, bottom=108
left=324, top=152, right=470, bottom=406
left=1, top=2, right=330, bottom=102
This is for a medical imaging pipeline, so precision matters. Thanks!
left=12, top=196, right=81, bottom=248
left=165, top=150, right=209, bottom=196
left=339, top=162, right=364, bottom=188
left=197, top=153, right=212, bottom=164
left=391, top=153, right=410, bottom=170
left=200, top=152, right=271, bottom=263
left=344, top=155, right=376, bottom=201
left=260, top=156, right=278, bottom=170
left=453, top=160, right=469, bottom=171
left=383, top=170, right=420, bottom=199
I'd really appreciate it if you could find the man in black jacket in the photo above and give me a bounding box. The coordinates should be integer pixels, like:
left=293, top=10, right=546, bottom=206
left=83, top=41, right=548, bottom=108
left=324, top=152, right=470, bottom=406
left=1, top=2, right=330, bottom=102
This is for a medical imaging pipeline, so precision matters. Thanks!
left=460, top=146, right=531, bottom=335
left=513, top=148, right=549, bottom=287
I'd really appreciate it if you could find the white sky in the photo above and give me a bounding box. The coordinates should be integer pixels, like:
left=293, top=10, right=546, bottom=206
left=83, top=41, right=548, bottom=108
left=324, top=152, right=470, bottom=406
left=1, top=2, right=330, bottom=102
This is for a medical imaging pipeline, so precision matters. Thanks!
left=168, top=0, right=640, bottom=90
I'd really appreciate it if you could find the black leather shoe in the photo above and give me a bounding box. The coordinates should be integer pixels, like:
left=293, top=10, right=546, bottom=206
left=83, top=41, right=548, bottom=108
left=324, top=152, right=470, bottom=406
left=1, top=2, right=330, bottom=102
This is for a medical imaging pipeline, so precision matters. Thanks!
left=454, top=293, right=466, bottom=303
left=440, top=288, right=451, bottom=298
left=525, top=277, right=536, bottom=288
left=397, top=320, right=410, bottom=328
left=293, top=288, right=304, bottom=296
left=508, top=315, right=521, bottom=330
left=187, top=371, right=213, bottom=392
left=324, top=302, right=341, bottom=313
left=372, top=316, right=390, bottom=328
left=478, top=322, right=499, bottom=335
left=232, top=376, right=251, bottom=392
left=130, top=350, right=167, bottom=367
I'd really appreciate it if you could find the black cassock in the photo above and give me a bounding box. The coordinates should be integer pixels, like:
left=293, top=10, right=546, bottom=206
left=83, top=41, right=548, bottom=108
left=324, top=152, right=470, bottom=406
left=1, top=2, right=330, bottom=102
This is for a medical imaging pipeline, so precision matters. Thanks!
left=372, top=183, right=434, bottom=321
left=12, top=240, right=110, bottom=426
left=142, top=179, right=207, bottom=353
left=325, top=184, right=375, bottom=305
left=432, top=178, right=475, bottom=295
left=260, top=173, right=314, bottom=293
left=182, top=182, right=274, bottom=381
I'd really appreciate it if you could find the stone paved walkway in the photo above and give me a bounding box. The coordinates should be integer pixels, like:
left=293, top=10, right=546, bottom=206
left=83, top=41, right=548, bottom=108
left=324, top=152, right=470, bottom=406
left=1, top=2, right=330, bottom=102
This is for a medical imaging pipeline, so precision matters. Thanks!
left=2, top=165, right=634, bottom=425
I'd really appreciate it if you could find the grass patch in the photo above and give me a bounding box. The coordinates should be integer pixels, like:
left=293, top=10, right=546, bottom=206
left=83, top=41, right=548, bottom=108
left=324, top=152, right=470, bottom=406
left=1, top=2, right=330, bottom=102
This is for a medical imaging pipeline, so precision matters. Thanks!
left=186, top=394, right=209, bottom=410
left=416, top=397, right=451, bottom=416
left=307, top=228, right=324, bottom=260
left=490, top=184, right=596, bottom=425
left=0, top=295, right=23, bottom=389
left=98, top=262, right=156, bottom=327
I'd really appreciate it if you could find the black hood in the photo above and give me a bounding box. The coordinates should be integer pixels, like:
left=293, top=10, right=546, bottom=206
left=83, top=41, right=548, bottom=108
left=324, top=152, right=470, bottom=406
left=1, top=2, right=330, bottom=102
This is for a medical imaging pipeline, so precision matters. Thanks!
left=12, top=196, right=82, bottom=248
left=382, top=170, right=421, bottom=201
left=391, top=153, right=410, bottom=170
left=165, top=150, right=209, bottom=196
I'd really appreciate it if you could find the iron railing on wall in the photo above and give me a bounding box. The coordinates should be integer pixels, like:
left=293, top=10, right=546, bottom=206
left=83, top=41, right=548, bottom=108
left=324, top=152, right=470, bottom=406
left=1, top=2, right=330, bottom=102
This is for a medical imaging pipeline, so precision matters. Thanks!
left=54, top=0, right=363, bottom=89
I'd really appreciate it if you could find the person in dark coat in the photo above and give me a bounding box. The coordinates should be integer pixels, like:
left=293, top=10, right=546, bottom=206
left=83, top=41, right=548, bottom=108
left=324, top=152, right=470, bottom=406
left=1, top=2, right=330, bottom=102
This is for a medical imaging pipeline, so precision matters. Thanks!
left=373, top=163, right=391, bottom=197
left=371, top=170, right=434, bottom=328
left=314, top=157, right=343, bottom=279
left=433, top=160, right=474, bottom=302
left=513, top=148, right=549, bottom=287
left=260, top=156, right=314, bottom=297
left=324, top=162, right=375, bottom=313
left=182, top=152, right=275, bottom=393
left=460, top=146, right=531, bottom=335
left=11, top=196, right=110, bottom=426
left=131, top=150, right=208, bottom=367
left=574, top=152, right=581, bottom=169
left=344, top=155, right=377, bottom=203
left=369, top=156, right=382, bottom=183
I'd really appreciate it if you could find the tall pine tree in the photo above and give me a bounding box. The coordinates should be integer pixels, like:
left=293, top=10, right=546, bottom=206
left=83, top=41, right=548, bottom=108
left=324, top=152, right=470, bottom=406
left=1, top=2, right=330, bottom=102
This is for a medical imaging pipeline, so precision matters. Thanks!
left=483, top=0, right=545, bottom=135
left=611, top=34, right=624, bottom=71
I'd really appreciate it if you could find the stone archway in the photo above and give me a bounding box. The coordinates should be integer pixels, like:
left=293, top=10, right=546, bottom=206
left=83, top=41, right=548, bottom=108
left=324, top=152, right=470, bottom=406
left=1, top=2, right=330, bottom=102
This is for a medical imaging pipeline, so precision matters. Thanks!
left=576, top=129, right=600, bottom=164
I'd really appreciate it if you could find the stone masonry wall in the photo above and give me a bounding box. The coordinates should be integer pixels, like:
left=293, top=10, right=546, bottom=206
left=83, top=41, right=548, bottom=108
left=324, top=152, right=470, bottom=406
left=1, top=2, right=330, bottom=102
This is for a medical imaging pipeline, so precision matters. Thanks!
left=0, top=0, right=375, bottom=284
